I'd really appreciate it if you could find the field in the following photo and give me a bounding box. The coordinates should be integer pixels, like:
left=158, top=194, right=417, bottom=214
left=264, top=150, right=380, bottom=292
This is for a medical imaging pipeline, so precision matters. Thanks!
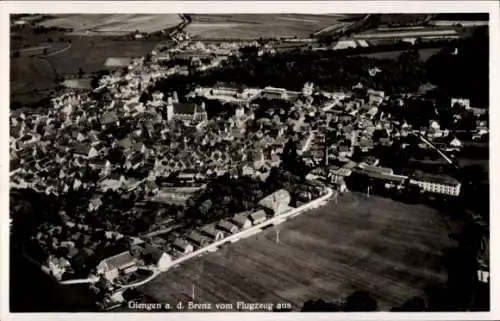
left=354, top=28, right=459, bottom=40
left=38, top=14, right=182, bottom=36
left=354, top=48, right=442, bottom=61
left=138, top=193, right=458, bottom=311
left=45, top=37, right=159, bottom=75
left=185, top=14, right=350, bottom=40
left=11, top=35, right=159, bottom=104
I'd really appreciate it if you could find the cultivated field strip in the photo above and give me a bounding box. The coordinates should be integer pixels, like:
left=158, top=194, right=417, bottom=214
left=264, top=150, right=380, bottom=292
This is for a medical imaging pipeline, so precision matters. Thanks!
left=140, top=193, right=458, bottom=311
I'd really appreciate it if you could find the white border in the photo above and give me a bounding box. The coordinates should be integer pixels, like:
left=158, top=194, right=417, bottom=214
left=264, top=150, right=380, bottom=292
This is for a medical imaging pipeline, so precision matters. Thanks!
left=1, top=1, right=499, bottom=321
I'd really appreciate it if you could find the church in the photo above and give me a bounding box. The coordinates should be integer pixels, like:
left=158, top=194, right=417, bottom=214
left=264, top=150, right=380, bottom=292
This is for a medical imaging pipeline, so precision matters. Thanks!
left=165, top=93, right=208, bottom=127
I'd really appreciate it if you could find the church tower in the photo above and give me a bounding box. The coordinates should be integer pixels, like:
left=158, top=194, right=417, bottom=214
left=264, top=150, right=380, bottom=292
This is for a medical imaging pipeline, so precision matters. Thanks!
left=166, top=96, right=174, bottom=121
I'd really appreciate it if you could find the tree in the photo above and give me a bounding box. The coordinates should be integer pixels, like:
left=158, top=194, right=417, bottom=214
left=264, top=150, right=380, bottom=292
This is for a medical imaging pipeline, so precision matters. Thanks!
left=343, top=291, right=378, bottom=312
left=392, top=296, right=427, bottom=311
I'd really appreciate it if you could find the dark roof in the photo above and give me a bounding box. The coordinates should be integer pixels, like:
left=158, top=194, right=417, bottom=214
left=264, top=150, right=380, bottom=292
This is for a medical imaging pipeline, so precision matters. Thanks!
left=232, top=212, right=251, bottom=227
left=173, top=103, right=197, bottom=115
left=10, top=158, right=21, bottom=171
left=249, top=210, right=267, bottom=222
left=145, top=180, right=159, bottom=190
left=216, top=220, right=238, bottom=232
left=101, top=112, right=119, bottom=125
left=411, top=171, right=460, bottom=186
left=73, top=143, right=91, bottom=156
left=101, top=251, right=135, bottom=270
left=142, top=245, right=166, bottom=262
left=200, top=224, right=222, bottom=238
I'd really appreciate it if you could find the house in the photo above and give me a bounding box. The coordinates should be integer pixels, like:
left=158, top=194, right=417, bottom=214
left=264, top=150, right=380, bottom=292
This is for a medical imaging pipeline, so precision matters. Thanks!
left=144, top=180, right=159, bottom=194
left=73, top=143, right=98, bottom=159
left=449, top=137, right=462, bottom=148
left=88, top=196, right=103, bottom=212
left=97, top=251, right=137, bottom=281
left=258, top=189, right=292, bottom=216
left=200, top=224, right=225, bottom=241
left=249, top=210, right=268, bottom=225
left=451, top=98, right=470, bottom=109
left=231, top=212, right=252, bottom=230
left=216, top=220, right=239, bottom=235
left=186, top=231, right=210, bottom=248
left=172, top=238, right=194, bottom=254
left=142, top=245, right=172, bottom=271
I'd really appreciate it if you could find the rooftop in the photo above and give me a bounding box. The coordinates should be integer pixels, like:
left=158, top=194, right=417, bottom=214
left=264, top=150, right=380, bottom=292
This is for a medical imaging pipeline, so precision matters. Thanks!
left=411, top=171, right=461, bottom=186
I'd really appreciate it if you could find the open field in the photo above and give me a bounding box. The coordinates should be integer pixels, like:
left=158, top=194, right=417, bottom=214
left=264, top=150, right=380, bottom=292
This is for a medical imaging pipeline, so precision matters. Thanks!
left=45, top=37, right=159, bottom=75
left=354, top=28, right=459, bottom=40
left=38, top=14, right=182, bottom=36
left=354, top=48, right=441, bottom=61
left=11, top=57, right=57, bottom=95
left=185, top=14, right=349, bottom=40
left=11, top=35, right=159, bottom=104
left=138, top=193, right=458, bottom=311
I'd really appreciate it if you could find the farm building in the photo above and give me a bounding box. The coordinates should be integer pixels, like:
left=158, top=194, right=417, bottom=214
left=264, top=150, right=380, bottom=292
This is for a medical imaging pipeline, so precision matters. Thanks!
left=249, top=210, right=268, bottom=226
left=172, top=238, right=194, bottom=254
left=231, top=212, right=252, bottom=230
left=97, top=251, right=137, bottom=281
left=200, top=224, right=225, bottom=241
left=258, top=189, right=292, bottom=216
left=216, top=220, right=239, bottom=235
left=142, top=246, right=172, bottom=271
left=187, top=231, right=210, bottom=248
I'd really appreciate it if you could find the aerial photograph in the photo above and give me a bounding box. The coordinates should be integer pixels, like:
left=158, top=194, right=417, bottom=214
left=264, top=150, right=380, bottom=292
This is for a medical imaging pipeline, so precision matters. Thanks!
left=8, top=11, right=490, bottom=313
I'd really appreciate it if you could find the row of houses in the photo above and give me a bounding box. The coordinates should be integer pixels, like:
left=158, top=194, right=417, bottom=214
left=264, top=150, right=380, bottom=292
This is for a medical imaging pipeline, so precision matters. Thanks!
left=170, top=188, right=293, bottom=255
left=96, top=189, right=294, bottom=282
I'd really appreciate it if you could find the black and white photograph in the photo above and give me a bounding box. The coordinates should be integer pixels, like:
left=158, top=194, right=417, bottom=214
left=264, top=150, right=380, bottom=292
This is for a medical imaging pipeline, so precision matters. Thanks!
left=2, top=1, right=498, bottom=319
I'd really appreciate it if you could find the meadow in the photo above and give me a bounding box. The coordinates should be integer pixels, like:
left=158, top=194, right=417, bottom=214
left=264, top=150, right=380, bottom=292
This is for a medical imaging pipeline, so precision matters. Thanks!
left=138, top=192, right=458, bottom=311
left=185, top=14, right=349, bottom=40
left=38, top=14, right=182, bottom=36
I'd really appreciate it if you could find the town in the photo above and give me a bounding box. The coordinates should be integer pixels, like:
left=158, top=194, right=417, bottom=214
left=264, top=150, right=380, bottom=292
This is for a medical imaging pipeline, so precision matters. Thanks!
left=9, top=12, right=490, bottom=313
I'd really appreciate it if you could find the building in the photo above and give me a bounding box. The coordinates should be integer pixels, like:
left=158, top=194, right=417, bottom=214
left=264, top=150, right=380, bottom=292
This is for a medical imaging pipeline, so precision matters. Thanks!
left=451, top=98, right=470, bottom=109
left=216, top=220, right=239, bottom=235
left=409, top=171, right=461, bottom=196
left=261, top=86, right=289, bottom=100
left=359, top=165, right=393, bottom=175
left=172, top=238, right=194, bottom=254
left=249, top=210, right=267, bottom=225
left=142, top=246, right=172, bottom=271
left=302, top=82, right=314, bottom=97
left=258, top=189, right=292, bottom=216
left=186, top=231, right=210, bottom=248
left=166, top=100, right=208, bottom=125
left=97, top=251, right=137, bottom=281
left=200, top=224, right=225, bottom=241
left=231, top=212, right=252, bottom=230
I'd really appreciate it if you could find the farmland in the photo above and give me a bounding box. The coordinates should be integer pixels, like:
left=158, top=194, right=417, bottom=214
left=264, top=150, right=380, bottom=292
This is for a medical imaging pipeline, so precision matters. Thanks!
left=185, top=14, right=351, bottom=40
left=38, top=14, right=182, bottom=36
left=138, top=192, right=458, bottom=311
left=354, top=48, right=442, bottom=61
